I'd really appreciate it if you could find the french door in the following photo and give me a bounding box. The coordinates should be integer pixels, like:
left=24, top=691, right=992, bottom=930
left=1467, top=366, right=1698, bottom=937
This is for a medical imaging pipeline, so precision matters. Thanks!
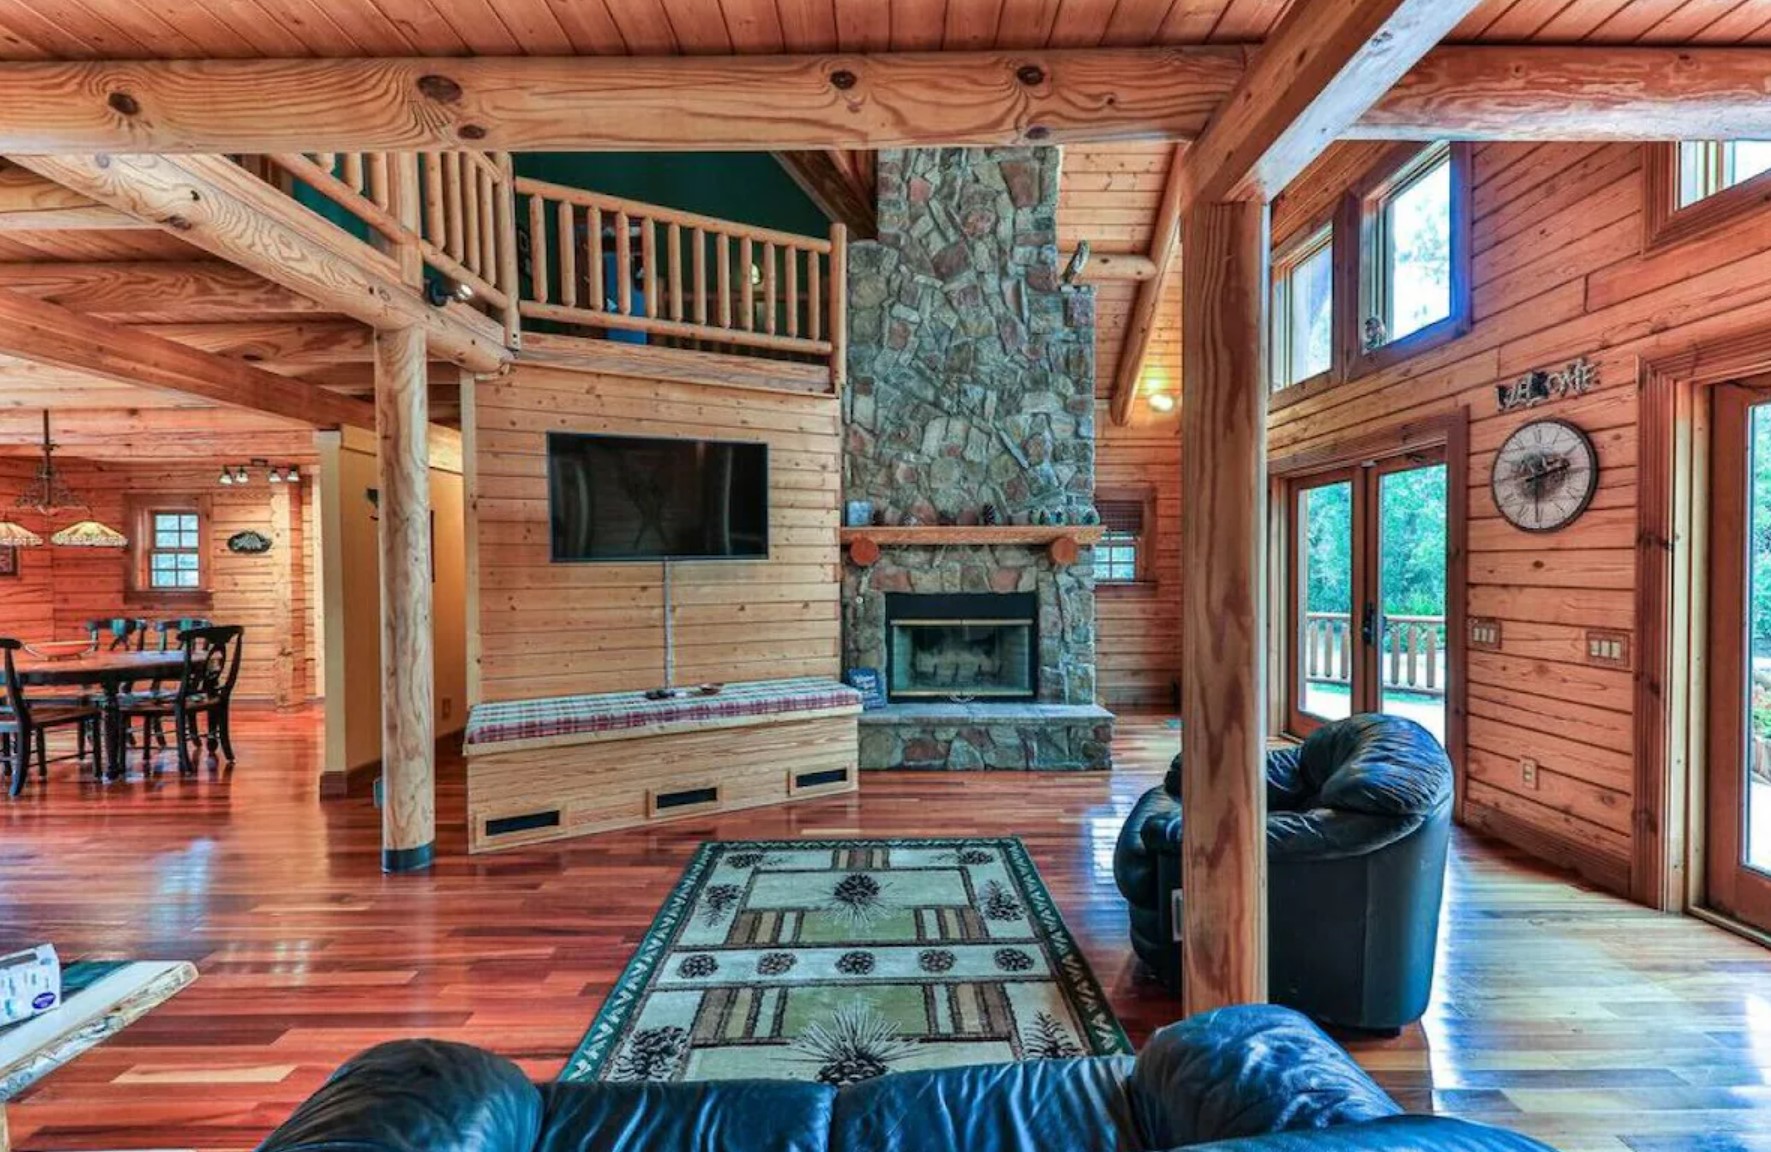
left=1286, top=451, right=1451, bottom=743
left=1706, top=382, right=1771, bottom=932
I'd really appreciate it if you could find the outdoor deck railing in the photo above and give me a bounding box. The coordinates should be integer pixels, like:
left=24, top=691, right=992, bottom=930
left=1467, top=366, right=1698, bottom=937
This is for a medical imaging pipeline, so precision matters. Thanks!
left=1302, top=611, right=1446, bottom=697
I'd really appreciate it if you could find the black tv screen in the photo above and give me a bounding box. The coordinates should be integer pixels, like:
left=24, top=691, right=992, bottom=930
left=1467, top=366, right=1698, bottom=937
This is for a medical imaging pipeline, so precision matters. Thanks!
left=547, top=433, right=770, bottom=562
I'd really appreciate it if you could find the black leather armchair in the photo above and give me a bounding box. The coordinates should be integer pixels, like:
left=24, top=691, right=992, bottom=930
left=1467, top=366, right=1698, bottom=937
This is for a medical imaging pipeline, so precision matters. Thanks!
left=1114, top=714, right=1454, bottom=1032
left=254, top=1005, right=1549, bottom=1152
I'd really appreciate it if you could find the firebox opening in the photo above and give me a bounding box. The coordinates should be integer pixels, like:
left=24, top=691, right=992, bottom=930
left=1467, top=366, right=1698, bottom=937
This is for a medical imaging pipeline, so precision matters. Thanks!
left=884, top=592, right=1038, bottom=703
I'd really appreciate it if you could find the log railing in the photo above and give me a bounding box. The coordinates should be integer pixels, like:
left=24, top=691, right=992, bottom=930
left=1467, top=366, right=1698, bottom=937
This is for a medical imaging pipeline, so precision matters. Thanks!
left=236, top=150, right=521, bottom=344
left=1301, top=611, right=1446, bottom=697
left=514, top=176, right=848, bottom=384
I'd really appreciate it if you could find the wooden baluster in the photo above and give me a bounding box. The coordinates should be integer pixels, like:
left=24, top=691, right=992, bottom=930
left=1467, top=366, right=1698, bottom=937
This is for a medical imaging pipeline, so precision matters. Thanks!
left=424, top=154, right=445, bottom=246
left=368, top=153, right=391, bottom=212
left=443, top=153, right=464, bottom=264
left=615, top=211, right=632, bottom=317
left=740, top=236, right=755, bottom=331
left=785, top=245, right=799, bottom=339
left=556, top=200, right=576, bottom=309
left=829, top=222, right=847, bottom=390
left=1405, top=625, right=1419, bottom=690
left=807, top=247, right=821, bottom=342
left=386, top=151, right=422, bottom=288
left=762, top=241, right=777, bottom=335
left=314, top=152, right=336, bottom=177
left=642, top=217, right=659, bottom=319
left=478, top=164, right=496, bottom=280
left=527, top=191, right=547, bottom=304
left=717, top=233, right=732, bottom=329
left=1339, top=619, right=1351, bottom=683
left=343, top=152, right=365, bottom=196
left=668, top=223, right=683, bottom=322
left=462, top=161, right=482, bottom=276
left=494, top=153, right=520, bottom=343
left=1426, top=627, right=1438, bottom=690
left=1388, top=626, right=1399, bottom=686
left=693, top=227, right=708, bottom=326
left=587, top=205, right=604, bottom=312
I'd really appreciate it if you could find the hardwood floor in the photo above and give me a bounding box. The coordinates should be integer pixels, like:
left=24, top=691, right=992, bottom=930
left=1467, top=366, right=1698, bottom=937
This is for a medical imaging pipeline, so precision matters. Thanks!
left=3, top=709, right=1771, bottom=1152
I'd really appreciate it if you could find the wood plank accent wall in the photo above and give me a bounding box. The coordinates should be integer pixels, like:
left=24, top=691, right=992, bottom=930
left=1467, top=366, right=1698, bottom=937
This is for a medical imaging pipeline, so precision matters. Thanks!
left=0, top=459, right=316, bottom=701
left=1270, top=140, right=1771, bottom=896
left=1095, top=417, right=1183, bottom=708
left=471, top=363, right=841, bottom=703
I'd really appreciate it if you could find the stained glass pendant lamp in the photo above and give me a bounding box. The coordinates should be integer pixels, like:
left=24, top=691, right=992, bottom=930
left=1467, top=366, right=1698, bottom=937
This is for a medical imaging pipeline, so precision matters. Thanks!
left=16, top=411, right=127, bottom=548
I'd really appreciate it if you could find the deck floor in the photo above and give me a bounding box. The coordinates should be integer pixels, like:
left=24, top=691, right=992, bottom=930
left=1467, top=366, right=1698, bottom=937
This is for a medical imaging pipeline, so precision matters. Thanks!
left=2, top=709, right=1770, bottom=1151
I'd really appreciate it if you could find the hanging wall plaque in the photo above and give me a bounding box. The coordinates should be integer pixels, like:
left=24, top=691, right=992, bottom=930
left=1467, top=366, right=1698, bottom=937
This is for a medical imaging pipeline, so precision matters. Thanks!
left=226, top=529, right=273, bottom=554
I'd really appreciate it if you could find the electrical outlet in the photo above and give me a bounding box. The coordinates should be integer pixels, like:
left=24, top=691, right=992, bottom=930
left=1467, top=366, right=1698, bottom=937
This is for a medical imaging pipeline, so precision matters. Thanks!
left=1520, top=757, right=1539, bottom=790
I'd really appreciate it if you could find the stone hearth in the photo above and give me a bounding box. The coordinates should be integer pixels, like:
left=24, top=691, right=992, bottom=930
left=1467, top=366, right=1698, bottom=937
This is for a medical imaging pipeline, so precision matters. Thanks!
left=841, top=146, right=1112, bottom=769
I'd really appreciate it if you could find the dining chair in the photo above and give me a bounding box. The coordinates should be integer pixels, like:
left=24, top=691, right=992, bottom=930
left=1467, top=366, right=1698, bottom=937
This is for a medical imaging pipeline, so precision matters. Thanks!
left=137, top=618, right=214, bottom=752
left=85, top=618, right=148, bottom=652
left=1, top=638, right=106, bottom=797
left=119, top=625, right=243, bottom=776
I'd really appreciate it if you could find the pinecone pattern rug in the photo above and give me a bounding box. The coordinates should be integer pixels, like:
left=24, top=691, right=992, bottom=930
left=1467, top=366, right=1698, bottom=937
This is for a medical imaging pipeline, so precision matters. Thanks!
left=560, top=837, right=1130, bottom=1084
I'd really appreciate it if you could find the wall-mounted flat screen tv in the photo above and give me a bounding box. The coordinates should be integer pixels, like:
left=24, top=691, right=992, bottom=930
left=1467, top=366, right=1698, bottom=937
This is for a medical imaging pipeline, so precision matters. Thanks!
left=547, top=432, right=770, bottom=562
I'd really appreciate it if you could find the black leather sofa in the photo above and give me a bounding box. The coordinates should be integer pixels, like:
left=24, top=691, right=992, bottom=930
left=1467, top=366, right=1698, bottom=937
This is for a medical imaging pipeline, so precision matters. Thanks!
left=255, top=1005, right=1548, bottom=1152
left=1115, top=714, right=1453, bottom=1032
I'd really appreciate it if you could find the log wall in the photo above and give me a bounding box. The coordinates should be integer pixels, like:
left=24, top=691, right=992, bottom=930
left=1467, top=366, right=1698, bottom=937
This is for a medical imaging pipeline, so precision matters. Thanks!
left=1270, top=141, right=1771, bottom=895
left=0, top=458, right=317, bottom=702
left=471, top=361, right=842, bottom=702
left=1095, top=417, right=1183, bottom=708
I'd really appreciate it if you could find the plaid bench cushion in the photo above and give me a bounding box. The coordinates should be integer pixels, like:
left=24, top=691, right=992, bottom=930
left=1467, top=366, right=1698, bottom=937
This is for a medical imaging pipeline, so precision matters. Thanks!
left=464, top=677, right=862, bottom=750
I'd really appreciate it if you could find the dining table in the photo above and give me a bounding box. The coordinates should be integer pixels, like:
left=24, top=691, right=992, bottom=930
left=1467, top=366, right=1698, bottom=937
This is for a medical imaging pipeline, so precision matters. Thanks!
left=15, top=649, right=187, bottom=779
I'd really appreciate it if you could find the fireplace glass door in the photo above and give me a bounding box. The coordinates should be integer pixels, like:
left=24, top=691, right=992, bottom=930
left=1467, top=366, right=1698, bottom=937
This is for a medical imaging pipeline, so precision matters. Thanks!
left=884, top=592, right=1037, bottom=702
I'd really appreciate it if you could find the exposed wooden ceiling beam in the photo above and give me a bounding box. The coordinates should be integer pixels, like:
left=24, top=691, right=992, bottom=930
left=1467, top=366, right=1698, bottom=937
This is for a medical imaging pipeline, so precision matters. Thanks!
left=0, top=50, right=1248, bottom=152
left=1181, top=0, right=1485, bottom=206
left=0, top=407, right=320, bottom=460
left=1108, top=143, right=1186, bottom=427
left=0, top=164, right=150, bottom=231
left=1355, top=45, right=1771, bottom=141
left=136, top=320, right=374, bottom=365
left=0, top=285, right=376, bottom=430
left=0, top=260, right=326, bottom=321
left=9, top=154, right=509, bottom=374
left=0, top=47, right=1750, bottom=153
left=774, top=151, right=877, bottom=240
left=1065, top=250, right=1158, bottom=283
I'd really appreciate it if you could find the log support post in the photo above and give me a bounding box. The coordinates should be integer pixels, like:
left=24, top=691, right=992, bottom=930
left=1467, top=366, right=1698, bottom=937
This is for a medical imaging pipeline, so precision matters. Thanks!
left=375, top=324, right=435, bottom=872
left=1179, top=198, right=1270, bottom=1014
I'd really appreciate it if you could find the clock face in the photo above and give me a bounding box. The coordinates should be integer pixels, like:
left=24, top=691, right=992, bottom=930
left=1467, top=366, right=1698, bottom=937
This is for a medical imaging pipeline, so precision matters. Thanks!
left=1491, top=418, right=1598, bottom=533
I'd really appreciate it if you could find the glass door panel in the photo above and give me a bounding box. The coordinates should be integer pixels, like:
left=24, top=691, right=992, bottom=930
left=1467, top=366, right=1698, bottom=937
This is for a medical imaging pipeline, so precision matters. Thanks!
left=1296, top=478, right=1356, bottom=725
left=1709, top=383, right=1771, bottom=931
left=1376, top=461, right=1448, bottom=743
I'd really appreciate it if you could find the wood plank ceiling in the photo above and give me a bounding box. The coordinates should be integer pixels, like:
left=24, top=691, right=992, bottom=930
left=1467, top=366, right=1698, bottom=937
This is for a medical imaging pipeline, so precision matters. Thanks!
left=1, top=0, right=1770, bottom=57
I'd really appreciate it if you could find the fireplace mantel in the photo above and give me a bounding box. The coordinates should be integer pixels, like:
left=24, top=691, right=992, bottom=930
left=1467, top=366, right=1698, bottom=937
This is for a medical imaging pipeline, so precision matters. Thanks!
left=842, top=525, right=1103, bottom=567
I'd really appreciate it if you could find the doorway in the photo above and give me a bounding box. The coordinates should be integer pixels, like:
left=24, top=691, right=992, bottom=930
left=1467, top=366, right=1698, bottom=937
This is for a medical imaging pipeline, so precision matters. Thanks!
left=1286, top=450, right=1452, bottom=745
left=1706, top=381, right=1771, bottom=931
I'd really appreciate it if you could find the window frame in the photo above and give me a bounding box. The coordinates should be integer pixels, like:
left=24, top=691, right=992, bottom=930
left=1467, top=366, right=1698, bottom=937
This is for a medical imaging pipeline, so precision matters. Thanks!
left=1269, top=221, right=1336, bottom=397
left=1644, top=141, right=1771, bottom=253
left=1340, top=141, right=1473, bottom=382
left=1094, top=487, right=1158, bottom=591
left=125, top=493, right=214, bottom=607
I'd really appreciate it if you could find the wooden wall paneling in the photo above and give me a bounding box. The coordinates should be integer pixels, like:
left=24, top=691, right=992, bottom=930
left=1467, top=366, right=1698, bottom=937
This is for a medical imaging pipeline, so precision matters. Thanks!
left=472, top=362, right=841, bottom=703
left=1095, top=419, right=1182, bottom=707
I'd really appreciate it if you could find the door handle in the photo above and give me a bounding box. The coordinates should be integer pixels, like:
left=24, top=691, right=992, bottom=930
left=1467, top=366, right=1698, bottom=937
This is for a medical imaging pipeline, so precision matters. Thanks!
left=1361, top=602, right=1379, bottom=647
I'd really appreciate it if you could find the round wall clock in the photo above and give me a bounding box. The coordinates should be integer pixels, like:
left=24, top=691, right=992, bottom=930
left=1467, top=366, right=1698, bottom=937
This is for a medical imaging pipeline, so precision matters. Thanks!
left=1490, top=418, right=1598, bottom=533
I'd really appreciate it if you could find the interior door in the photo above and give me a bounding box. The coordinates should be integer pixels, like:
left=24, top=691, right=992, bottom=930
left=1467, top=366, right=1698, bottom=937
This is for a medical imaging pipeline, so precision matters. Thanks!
left=1707, top=382, right=1771, bottom=931
left=1287, top=452, right=1450, bottom=743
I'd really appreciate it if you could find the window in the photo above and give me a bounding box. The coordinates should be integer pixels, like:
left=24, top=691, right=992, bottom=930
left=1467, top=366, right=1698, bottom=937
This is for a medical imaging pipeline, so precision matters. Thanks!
left=125, top=495, right=211, bottom=604
left=1366, top=144, right=1452, bottom=348
left=1270, top=224, right=1334, bottom=391
left=1096, top=494, right=1154, bottom=585
left=1677, top=141, right=1771, bottom=208
left=148, top=512, right=202, bottom=589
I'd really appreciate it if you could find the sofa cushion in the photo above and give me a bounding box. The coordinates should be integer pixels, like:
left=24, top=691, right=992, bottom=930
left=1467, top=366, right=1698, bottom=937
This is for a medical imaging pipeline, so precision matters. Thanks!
left=1303, top=715, right=1451, bottom=819
left=464, top=677, right=862, bottom=751
left=1173, top=1116, right=1553, bottom=1151
left=1128, top=1006, right=1400, bottom=1147
left=830, top=1058, right=1138, bottom=1152
left=538, top=1080, right=834, bottom=1152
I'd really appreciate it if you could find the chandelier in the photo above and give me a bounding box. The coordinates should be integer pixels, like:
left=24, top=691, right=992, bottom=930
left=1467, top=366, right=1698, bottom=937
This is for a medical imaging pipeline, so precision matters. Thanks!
left=9, top=412, right=128, bottom=548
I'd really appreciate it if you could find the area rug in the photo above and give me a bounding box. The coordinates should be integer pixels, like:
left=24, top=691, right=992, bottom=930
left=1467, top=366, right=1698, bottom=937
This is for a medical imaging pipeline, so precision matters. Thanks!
left=0, top=959, right=197, bottom=1100
left=562, top=837, right=1129, bottom=1084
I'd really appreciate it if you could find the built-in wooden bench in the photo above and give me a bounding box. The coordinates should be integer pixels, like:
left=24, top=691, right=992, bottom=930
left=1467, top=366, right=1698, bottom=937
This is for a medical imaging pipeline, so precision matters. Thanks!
left=463, top=677, right=861, bottom=851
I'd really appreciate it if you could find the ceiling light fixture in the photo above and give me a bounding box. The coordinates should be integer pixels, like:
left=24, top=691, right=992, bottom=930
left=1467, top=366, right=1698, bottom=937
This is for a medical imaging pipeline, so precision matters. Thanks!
left=50, top=519, right=128, bottom=549
left=15, top=411, right=128, bottom=547
left=1147, top=392, right=1177, bottom=413
left=0, top=519, right=44, bottom=548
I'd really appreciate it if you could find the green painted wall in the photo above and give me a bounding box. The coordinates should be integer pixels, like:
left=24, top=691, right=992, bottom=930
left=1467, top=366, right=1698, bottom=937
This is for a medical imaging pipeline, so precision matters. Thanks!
left=514, top=153, right=831, bottom=238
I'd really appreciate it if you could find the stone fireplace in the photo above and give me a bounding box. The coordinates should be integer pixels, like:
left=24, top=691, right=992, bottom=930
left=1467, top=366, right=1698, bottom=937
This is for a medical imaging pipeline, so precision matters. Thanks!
left=841, top=146, right=1113, bottom=770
